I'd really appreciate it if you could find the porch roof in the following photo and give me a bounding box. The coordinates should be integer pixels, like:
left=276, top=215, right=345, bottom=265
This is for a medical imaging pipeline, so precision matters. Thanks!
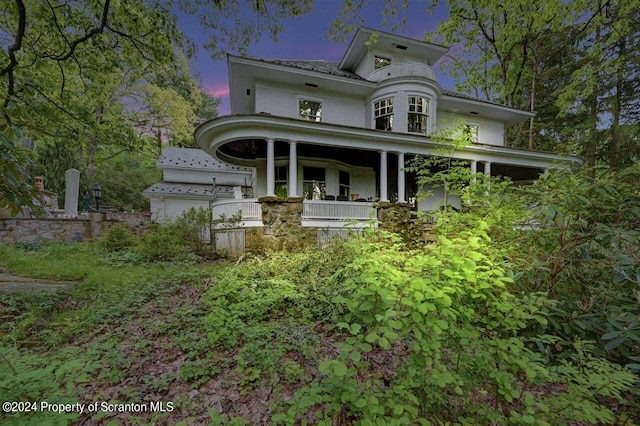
left=195, top=114, right=583, bottom=171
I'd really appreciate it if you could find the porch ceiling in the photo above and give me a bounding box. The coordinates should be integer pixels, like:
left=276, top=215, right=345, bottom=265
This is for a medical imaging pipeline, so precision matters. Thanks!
left=195, top=114, right=583, bottom=170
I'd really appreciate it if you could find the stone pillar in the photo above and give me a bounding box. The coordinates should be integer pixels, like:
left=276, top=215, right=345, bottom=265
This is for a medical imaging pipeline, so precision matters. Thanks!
left=266, top=138, right=275, bottom=197
left=288, top=140, right=298, bottom=197
left=64, top=169, right=80, bottom=217
left=380, top=150, right=389, bottom=202
left=397, top=152, right=406, bottom=203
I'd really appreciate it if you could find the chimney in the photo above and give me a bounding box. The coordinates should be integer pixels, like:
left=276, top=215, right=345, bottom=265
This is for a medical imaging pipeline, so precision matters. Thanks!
left=34, top=176, right=44, bottom=190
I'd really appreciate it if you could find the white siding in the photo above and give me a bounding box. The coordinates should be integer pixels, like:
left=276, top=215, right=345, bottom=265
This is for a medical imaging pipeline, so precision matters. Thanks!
left=437, top=111, right=505, bottom=146
left=254, top=82, right=366, bottom=127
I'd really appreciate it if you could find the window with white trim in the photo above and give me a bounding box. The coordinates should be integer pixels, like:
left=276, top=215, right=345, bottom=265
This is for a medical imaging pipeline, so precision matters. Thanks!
left=407, top=96, right=429, bottom=134
left=302, top=167, right=326, bottom=200
left=299, top=99, right=322, bottom=122
left=374, top=55, right=391, bottom=69
left=374, top=98, right=394, bottom=131
left=274, top=165, right=288, bottom=198
left=338, top=170, right=350, bottom=197
left=463, top=124, right=479, bottom=142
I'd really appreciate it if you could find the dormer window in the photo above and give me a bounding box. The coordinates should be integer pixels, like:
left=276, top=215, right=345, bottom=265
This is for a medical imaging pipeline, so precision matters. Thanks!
left=408, top=96, right=428, bottom=134
left=299, top=99, right=322, bottom=122
left=374, top=55, right=391, bottom=69
left=374, top=98, right=394, bottom=131
left=463, top=124, right=479, bottom=142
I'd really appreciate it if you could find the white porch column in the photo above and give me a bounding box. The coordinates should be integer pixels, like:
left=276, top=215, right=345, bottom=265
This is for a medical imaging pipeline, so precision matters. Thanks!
left=471, top=160, right=478, bottom=183
left=266, top=138, right=275, bottom=197
left=484, top=161, right=492, bottom=178
left=288, top=140, right=298, bottom=198
left=397, top=152, right=406, bottom=203
left=380, top=150, right=389, bottom=202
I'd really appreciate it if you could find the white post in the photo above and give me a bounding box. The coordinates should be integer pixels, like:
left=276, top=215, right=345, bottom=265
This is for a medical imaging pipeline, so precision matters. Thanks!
left=380, top=151, right=389, bottom=202
left=397, top=152, right=406, bottom=203
left=266, top=138, right=275, bottom=197
left=484, top=161, right=491, bottom=178
left=288, top=140, right=298, bottom=197
left=471, top=160, right=478, bottom=183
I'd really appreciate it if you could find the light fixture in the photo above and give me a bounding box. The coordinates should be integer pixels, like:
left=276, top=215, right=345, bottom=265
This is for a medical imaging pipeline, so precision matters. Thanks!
left=92, top=184, right=102, bottom=211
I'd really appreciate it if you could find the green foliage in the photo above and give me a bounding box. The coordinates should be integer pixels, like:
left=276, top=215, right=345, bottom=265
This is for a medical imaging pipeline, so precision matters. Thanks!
left=514, top=165, right=640, bottom=368
left=99, top=223, right=137, bottom=252
left=276, top=228, right=637, bottom=424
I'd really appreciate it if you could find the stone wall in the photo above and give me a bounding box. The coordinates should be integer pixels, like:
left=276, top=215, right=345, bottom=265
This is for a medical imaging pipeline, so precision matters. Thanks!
left=248, top=197, right=317, bottom=251
left=0, top=212, right=151, bottom=245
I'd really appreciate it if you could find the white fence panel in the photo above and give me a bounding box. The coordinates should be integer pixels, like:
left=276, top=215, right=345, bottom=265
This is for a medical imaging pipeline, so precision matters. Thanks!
left=214, top=229, right=245, bottom=257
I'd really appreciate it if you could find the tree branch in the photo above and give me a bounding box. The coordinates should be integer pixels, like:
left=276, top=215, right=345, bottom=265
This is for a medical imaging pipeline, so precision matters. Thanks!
left=1, top=0, right=26, bottom=104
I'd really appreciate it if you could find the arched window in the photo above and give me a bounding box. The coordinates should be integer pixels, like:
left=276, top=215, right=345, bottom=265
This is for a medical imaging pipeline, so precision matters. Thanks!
left=374, top=98, right=394, bottom=131
left=408, top=96, right=428, bottom=134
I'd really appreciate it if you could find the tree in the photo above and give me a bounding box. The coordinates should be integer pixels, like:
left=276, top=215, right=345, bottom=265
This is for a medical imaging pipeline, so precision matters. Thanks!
left=1, top=0, right=318, bottom=214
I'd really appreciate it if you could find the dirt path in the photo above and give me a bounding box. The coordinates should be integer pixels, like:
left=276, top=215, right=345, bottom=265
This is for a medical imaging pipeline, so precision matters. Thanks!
left=0, top=272, right=72, bottom=292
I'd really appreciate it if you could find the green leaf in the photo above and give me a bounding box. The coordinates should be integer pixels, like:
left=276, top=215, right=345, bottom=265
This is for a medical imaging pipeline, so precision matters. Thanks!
left=604, top=336, right=626, bottom=351
left=333, top=361, right=348, bottom=377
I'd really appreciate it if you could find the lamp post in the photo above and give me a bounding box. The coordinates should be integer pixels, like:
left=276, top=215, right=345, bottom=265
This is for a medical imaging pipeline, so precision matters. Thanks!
left=92, top=184, right=102, bottom=211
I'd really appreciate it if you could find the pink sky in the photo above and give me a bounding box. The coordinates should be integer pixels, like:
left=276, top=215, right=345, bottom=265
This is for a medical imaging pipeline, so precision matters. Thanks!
left=177, top=1, right=450, bottom=116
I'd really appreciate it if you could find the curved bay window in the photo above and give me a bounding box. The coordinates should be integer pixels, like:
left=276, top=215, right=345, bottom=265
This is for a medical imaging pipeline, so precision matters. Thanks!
left=374, top=98, right=394, bottom=131
left=408, top=96, right=428, bottom=134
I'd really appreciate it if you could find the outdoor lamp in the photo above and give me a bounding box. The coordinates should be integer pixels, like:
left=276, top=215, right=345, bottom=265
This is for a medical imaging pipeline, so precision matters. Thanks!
left=92, top=184, right=102, bottom=211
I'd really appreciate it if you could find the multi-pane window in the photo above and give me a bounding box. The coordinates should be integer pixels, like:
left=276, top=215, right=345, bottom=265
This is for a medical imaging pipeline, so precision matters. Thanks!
left=408, top=96, right=429, bottom=134
left=299, top=99, right=322, bottom=122
left=274, top=165, right=287, bottom=198
left=302, top=167, right=326, bottom=200
left=374, top=55, right=391, bottom=69
left=374, top=98, right=394, bottom=131
left=463, top=124, right=479, bottom=142
left=339, top=170, right=350, bottom=197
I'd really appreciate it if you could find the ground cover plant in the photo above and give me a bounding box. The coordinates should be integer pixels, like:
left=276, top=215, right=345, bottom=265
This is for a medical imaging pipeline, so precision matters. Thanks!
left=1, top=165, right=639, bottom=425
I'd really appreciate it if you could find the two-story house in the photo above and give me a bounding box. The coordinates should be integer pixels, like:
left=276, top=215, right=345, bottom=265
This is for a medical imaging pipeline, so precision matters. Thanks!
left=192, top=27, right=581, bottom=251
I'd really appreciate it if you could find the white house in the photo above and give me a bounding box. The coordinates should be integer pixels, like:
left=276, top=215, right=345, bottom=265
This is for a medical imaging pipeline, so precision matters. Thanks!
left=143, top=147, right=258, bottom=225
left=194, top=26, right=580, bottom=237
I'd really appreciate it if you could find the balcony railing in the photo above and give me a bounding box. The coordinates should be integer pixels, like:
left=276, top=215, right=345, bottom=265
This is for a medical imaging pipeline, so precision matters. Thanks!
left=210, top=198, right=263, bottom=228
left=302, top=200, right=375, bottom=227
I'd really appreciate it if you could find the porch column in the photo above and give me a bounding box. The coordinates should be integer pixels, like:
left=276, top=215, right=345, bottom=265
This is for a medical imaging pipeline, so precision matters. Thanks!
left=397, top=152, right=406, bottom=203
left=471, top=160, right=478, bottom=183
left=266, top=138, right=275, bottom=197
left=288, top=140, right=298, bottom=197
left=380, top=150, right=389, bottom=202
left=484, top=161, right=492, bottom=178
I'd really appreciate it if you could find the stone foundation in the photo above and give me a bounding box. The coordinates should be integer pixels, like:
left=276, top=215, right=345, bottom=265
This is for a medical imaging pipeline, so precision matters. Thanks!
left=255, top=197, right=316, bottom=251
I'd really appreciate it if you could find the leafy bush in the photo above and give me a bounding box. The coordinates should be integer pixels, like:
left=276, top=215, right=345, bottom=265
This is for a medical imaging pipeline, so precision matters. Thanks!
left=99, top=223, right=137, bottom=252
left=275, top=228, right=637, bottom=425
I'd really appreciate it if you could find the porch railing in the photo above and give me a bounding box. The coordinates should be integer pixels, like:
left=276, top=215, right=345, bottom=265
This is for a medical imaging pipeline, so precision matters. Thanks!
left=302, top=200, right=375, bottom=225
left=210, top=198, right=263, bottom=228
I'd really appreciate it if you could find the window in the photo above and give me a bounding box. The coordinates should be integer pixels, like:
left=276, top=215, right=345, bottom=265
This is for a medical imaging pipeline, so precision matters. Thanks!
left=374, top=98, right=394, bottom=131
left=339, top=170, right=350, bottom=197
left=408, top=96, right=428, bottom=134
left=463, top=124, right=479, bottom=142
left=302, top=167, right=326, bottom=200
left=299, top=99, right=322, bottom=122
left=275, top=165, right=287, bottom=198
left=374, top=55, right=391, bottom=69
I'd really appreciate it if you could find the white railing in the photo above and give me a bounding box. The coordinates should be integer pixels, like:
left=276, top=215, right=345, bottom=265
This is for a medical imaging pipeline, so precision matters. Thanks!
left=210, top=198, right=263, bottom=228
left=302, top=200, right=375, bottom=222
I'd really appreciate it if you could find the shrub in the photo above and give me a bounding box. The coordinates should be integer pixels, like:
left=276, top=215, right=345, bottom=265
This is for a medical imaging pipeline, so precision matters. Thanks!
left=99, top=223, right=137, bottom=252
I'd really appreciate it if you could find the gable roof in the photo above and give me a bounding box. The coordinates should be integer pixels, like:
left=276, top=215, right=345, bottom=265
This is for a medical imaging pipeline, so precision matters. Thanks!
left=257, top=59, right=365, bottom=81
left=157, top=147, right=251, bottom=172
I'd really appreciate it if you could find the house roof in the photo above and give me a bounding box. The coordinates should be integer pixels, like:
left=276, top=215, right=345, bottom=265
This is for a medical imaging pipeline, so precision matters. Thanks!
left=257, top=59, right=365, bottom=81
left=339, top=26, right=449, bottom=70
left=143, top=182, right=234, bottom=198
left=157, top=147, right=251, bottom=172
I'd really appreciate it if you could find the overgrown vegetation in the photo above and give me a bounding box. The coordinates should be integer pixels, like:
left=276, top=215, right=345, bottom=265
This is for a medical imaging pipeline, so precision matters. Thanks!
left=1, top=164, right=639, bottom=425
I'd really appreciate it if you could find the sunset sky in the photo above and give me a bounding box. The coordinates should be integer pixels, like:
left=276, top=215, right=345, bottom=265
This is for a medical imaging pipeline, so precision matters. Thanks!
left=176, top=1, right=451, bottom=115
